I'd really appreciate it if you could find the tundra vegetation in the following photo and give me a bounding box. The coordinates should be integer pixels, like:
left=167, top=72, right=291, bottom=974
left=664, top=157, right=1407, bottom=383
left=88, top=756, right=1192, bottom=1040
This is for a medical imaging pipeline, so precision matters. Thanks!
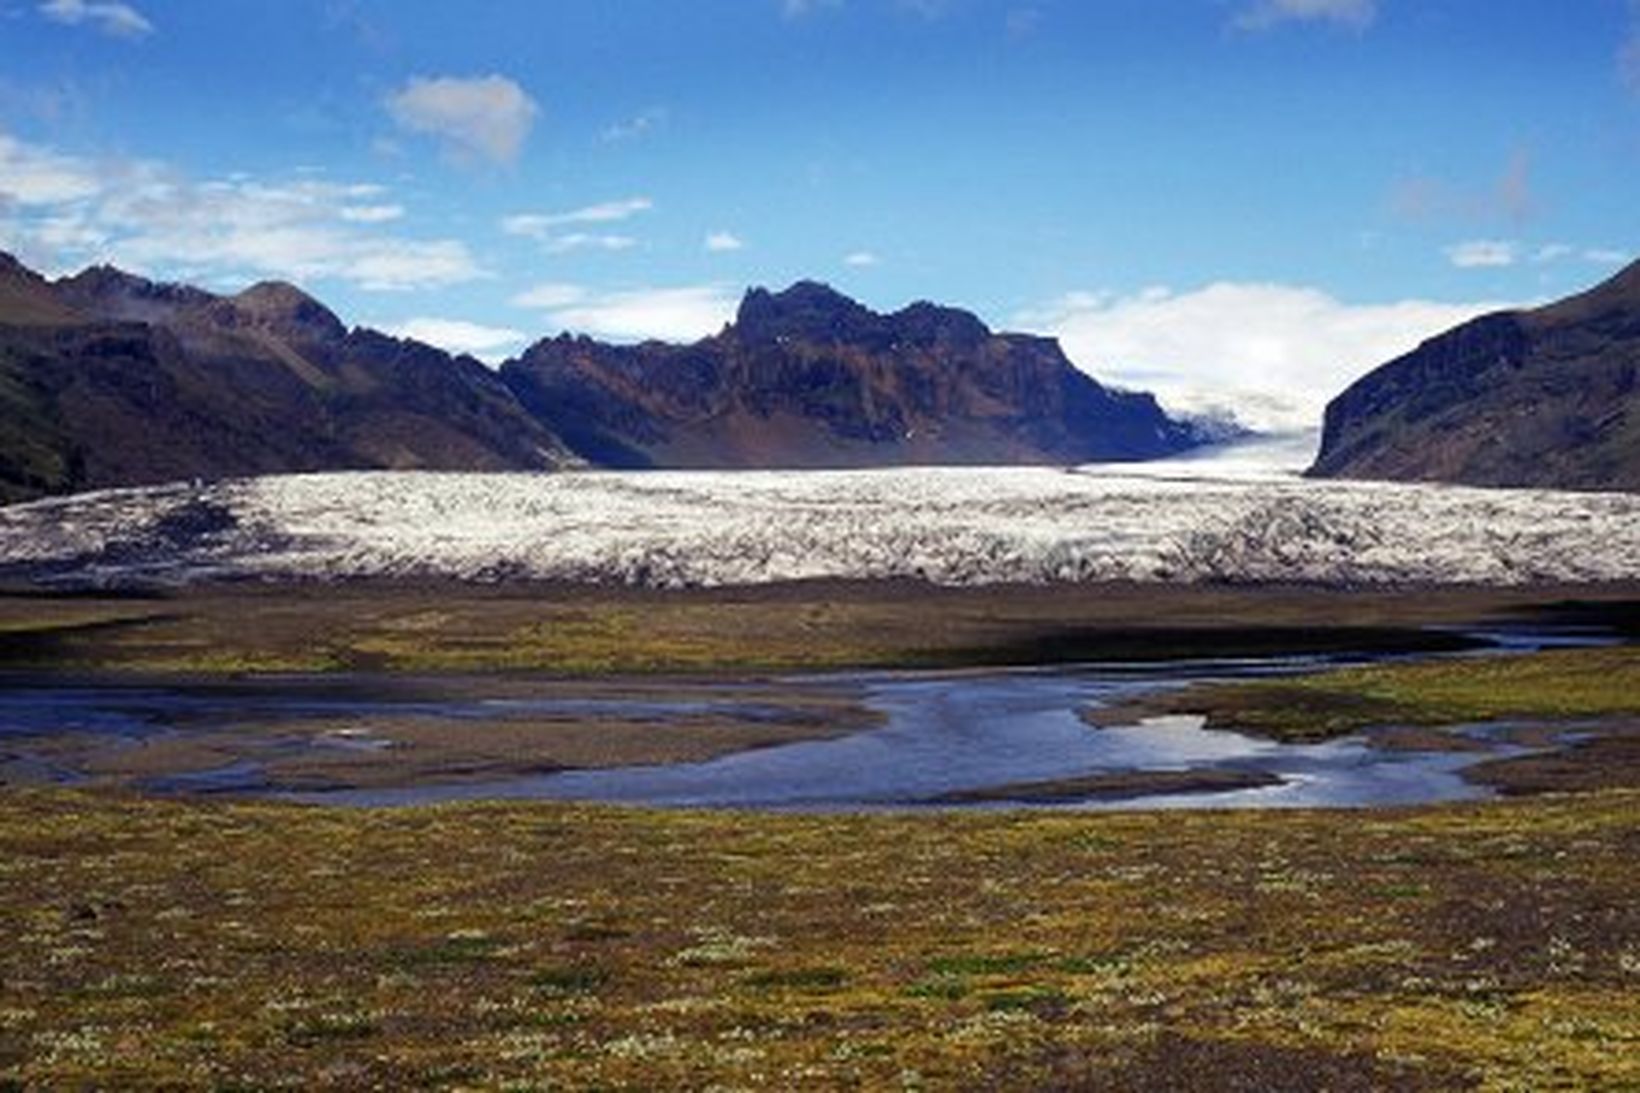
left=0, top=789, right=1635, bottom=1088
left=0, top=583, right=1637, bottom=1087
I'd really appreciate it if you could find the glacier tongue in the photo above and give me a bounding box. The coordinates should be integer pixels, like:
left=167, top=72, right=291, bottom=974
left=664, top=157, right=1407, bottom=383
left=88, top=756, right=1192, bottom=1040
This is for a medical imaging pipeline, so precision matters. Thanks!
left=0, top=465, right=1637, bottom=587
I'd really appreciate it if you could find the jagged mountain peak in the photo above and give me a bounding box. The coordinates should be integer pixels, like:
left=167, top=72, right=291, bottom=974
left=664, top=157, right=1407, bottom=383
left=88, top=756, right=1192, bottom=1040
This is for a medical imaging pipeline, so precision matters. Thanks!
left=732, top=280, right=1001, bottom=351
left=0, top=250, right=78, bottom=325
left=230, top=280, right=346, bottom=343
left=504, top=279, right=1200, bottom=469
left=734, top=280, right=879, bottom=344
left=0, top=251, right=570, bottom=500
left=0, top=251, right=43, bottom=282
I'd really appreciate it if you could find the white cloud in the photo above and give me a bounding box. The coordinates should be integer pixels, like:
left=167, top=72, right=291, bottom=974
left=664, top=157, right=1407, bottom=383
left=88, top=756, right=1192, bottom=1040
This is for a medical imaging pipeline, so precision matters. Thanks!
left=0, top=133, right=102, bottom=204
left=1233, top=0, right=1375, bottom=31
left=1445, top=239, right=1517, bottom=269
left=542, top=233, right=636, bottom=255
left=384, top=317, right=526, bottom=361
left=510, top=282, right=587, bottom=309
left=0, top=129, right=483, bottom=291
left=503, top=199, right=651, bottom=255
left=338, top=203, right=404, bottom=223
left=1017, top=282, right=1516, bottom=432
left=502, top=198, right=653, bottom=239
left=38, top=0, right=152, bottom=38
left=705, top=231, right=744, bottom=252
left=545, top=285, right=738, bottom=343
left=384, top=75, right=538, bottom=167
left=843, top=250, right=879, bottom=267
left=1533, top=243, right=1631, bottom=268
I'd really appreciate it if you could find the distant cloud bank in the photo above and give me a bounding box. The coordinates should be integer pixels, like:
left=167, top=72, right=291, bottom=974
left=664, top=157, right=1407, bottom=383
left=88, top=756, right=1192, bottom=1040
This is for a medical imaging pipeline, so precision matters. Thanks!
left=1019, top=282, right=1515, bottom=432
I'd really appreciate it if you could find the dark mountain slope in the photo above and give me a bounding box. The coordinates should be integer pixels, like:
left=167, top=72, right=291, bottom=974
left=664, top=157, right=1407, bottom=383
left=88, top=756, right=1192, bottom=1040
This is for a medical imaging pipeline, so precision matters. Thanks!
left=0, top=257, right=571, bottom=501
left=1310, top=259, right=1640, bottom=491
left=502, top=281, right=1201, bottom=469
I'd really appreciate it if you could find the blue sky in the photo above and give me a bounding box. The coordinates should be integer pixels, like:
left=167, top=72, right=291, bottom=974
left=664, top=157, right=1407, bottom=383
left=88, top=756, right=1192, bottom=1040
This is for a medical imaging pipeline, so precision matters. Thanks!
left=1, top=0, right=1636, bottom=427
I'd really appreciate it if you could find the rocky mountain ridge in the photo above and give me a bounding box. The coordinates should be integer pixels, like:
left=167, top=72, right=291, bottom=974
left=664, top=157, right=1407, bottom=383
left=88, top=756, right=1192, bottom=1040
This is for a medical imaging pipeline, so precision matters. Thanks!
left=0, top=255, right=570, bottom=500
left=502, top=280, right=1201, bottom=468
left=1310, top=259, right=1640, bottom=491
left=0, top=255, right=1206, bottom=500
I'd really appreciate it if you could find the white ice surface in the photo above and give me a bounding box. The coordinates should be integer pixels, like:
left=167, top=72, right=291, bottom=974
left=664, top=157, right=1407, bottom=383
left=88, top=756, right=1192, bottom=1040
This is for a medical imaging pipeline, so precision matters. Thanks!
left=2, top=449, right=1637, bottom=587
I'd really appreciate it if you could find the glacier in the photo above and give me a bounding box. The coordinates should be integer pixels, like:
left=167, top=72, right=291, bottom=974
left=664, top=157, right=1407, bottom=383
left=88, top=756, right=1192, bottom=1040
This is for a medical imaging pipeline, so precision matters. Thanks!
left=2, top=455, right=1638, bottom=587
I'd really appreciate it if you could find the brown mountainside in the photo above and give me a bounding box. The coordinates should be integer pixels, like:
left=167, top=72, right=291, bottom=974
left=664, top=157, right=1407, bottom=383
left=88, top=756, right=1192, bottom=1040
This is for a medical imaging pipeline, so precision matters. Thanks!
left=500, top=281, right=1202, bottom=468
left=1310, top=259, right=1640, bottom=491
left=0, top=256, right=571, bottom=501
left=0, top=257, right=1206, bottom=502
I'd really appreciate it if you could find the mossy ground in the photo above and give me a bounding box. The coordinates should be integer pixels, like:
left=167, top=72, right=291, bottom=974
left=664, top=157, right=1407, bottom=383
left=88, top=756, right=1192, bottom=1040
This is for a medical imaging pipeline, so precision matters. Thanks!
left=0, top=789, right=1635, bottom=1089
left=1123, top=646, right=1640, bottom=743
left=3, top=583, right=1639, bottom=1087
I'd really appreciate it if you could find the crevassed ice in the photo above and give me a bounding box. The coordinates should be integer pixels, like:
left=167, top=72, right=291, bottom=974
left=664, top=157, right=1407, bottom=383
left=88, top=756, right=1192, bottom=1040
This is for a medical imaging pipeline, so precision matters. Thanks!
left=0, top=464, right=1637, bottom=587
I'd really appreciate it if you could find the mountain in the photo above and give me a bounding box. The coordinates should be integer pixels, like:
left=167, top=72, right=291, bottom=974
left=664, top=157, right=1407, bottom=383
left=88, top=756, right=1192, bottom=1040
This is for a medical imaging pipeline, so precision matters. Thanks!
left=0, top=255, right=572, bottom=501
left=1310, top=259, right=1640, bottom=491
left=0, top=256, right=1206, bottom=502
left=500, top=281, right=1202, bottom=468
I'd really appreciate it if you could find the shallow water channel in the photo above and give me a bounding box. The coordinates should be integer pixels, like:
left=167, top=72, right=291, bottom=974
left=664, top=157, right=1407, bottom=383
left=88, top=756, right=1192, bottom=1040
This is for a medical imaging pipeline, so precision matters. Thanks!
left=0, top=628, right=1598, bottom=811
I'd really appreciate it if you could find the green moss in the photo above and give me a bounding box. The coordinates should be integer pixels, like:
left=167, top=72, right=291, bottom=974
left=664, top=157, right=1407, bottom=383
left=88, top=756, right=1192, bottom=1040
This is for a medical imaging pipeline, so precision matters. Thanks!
left=1155, top=647, right=1640, bottom=742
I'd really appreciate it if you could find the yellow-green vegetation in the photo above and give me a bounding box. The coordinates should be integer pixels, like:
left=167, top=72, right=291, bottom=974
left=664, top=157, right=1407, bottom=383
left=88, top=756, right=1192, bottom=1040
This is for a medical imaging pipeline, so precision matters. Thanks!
left=0, top=789, right=1635, bottom=1088
left=1133, top=646, right=1640, bottom=742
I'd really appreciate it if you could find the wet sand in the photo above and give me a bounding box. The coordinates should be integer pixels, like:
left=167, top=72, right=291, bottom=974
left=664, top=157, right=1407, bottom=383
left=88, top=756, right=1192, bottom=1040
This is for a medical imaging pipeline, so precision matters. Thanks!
left=0, top=674, right=881, bottom=794
left=1464, top=721, right=1640, bottom=795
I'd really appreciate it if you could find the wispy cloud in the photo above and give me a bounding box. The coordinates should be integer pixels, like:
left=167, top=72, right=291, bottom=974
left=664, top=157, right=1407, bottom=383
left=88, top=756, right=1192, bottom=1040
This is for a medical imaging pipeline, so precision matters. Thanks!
left=338, top=203, right=404, bottom=224
left=1533, top=242, right=1630, bottom=267
left=38, top=0, right=152, bottom=38
left=0, top=132, right=102, bottom=204
left=502, top=198, right=653, bottom=239
left=384, top=75, right=538, bottom=167
left=1445, top=239, right=1517, bottom=269
left=509, top=282, right=586, bottom=309
left=896, top=0, right=949, bottom=19
left=384, top=317, right=526, bottom=361
left=1005, top=6, right=1042, bottom=39
left=1018, top=282, right=1515, bottom=431
left=0, top=129, right=483, bottom=290
left=781, top=0, right=841, bottom=18
left=503, top=198, right=652, bottom=254
left=1232, top=0, right=1375, bottom=31
left=518, top=283, right=738, bottom=343
left=541, top=233, right=637, bottom=255
left=1389, top=149, right=1537, bottom=226
left=705, top=231, right=744, bottom=252
left=843, top=250, right=879, bottom=267
left=602, top=107, right=668, bottom=143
